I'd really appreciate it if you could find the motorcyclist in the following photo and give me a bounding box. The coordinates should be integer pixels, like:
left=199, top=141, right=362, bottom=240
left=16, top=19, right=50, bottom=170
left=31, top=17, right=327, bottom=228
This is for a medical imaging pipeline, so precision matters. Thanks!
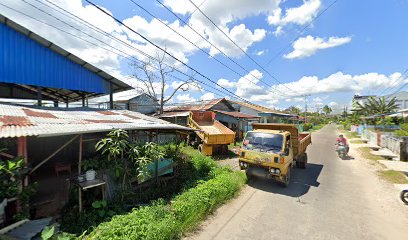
left=336, top=134, right=349, bottom=154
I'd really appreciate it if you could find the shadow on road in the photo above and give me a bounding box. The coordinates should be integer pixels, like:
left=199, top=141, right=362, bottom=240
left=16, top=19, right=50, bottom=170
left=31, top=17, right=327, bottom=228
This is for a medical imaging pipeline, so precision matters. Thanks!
left=248, top=163, right=323, bottom=198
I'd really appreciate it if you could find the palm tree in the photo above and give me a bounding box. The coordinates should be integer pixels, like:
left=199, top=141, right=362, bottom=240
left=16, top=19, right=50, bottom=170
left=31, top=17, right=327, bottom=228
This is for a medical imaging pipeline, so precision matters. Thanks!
left=322, top=105, right=332, bottom=115
left=355, top=96, right=399, bottom=115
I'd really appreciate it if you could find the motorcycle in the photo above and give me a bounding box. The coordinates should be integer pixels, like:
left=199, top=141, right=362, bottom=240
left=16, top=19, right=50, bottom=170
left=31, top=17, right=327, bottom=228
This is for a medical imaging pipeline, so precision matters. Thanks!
left=401, top=189, right=408, bottom=204
left=336, top=142, right=347, bottom=159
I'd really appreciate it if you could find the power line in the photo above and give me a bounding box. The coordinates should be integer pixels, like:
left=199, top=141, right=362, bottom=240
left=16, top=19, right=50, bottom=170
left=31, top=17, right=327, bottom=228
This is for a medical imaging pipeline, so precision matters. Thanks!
left=383, top=68, right=408, bottom=99
left=378, top=68, right=408, bottom=97
left=264, top=0, right=339, bottom=67
left=186, top=0, right=296, bottom=93
left=4, top=1, right=244, bottom=102
left=129, top=0, right=274, bottom=95
left=83, top=0, right=251, bottom=103
left=153, top=0, right=289, bottom=97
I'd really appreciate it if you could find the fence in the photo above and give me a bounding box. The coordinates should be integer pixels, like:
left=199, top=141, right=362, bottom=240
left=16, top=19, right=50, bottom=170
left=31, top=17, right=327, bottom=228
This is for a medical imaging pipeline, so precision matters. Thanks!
left=361, top=127, right=402, bottom=156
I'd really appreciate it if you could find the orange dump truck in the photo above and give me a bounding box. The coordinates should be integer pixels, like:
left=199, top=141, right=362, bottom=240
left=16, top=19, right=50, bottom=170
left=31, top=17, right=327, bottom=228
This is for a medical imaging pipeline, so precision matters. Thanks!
left=187, top=111, right=235, bottom=156
left=239, top=123, right=311, bottom=187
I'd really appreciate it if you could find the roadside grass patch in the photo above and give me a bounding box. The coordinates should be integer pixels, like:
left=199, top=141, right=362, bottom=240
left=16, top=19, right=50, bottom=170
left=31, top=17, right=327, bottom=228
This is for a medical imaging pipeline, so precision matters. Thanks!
left=84, top=148, right=247, bottom=240
left=378, top=170, right=408, bottom=184
left=345, top=132, right=359, bottom=139
left=350, top=139, right=364, bottom=144
left=358, top=147, right=384, bottom=161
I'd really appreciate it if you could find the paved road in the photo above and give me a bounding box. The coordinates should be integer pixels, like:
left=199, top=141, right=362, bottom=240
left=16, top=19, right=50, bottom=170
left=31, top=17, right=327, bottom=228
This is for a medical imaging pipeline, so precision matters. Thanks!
left=187, top=124, right=408, bottom=240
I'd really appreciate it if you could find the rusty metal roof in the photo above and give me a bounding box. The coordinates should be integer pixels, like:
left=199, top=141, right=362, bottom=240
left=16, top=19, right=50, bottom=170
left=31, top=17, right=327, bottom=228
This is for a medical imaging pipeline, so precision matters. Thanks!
left=163, top=98, right=228, bottom=112
left=213, top=110, right=260, bottom=119
left=228, top=100, right=283, bottom=114
left=0, top=103, right=191, bottom=138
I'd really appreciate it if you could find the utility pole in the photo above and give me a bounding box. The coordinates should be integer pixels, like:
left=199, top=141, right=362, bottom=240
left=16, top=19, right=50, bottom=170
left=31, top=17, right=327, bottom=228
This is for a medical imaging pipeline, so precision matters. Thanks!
left=302, top=94, right=311, bottom=123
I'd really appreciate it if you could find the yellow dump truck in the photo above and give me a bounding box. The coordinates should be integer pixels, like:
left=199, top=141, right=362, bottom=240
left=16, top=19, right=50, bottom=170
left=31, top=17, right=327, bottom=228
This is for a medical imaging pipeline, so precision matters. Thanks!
left=188, top=111, right=235, bottom=156
left=239, top=123, right=312, bottom=187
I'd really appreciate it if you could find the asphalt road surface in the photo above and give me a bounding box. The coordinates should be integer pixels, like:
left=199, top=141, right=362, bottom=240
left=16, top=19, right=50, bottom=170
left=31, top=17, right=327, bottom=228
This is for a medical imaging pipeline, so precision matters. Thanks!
left=186, top=124, right=408, bottom=240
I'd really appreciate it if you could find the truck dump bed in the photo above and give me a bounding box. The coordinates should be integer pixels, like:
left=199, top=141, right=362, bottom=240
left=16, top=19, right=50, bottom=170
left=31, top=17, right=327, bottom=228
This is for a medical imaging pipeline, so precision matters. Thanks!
left=188, top=111, right=235, bottom=145
left=252, top=123, right=311, bottom=157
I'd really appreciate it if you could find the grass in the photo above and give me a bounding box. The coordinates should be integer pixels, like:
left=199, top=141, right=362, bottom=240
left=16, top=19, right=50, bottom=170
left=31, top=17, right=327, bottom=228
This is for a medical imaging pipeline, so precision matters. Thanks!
left=350, top=139, right=364, bottom=144
left=345, top=131, right=359, bottom=139
left=378, top=170, right=408, bottom=184
left=358, top=147, right=385, bottom=161
left=84, top=148, right=247, bottom=240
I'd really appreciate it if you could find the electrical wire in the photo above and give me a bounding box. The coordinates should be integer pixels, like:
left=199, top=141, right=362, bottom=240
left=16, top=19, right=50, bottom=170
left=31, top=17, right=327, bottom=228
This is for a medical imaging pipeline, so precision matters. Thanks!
left=186, top=0, right=296, bottom=93
left=2, top=1, right=243, bottom=102
left=83, top=0, right=251, bottom=103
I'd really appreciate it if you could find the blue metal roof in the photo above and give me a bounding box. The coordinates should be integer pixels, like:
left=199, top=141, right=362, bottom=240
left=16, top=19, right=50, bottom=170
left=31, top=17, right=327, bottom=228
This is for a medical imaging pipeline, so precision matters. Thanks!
left=0, top=15, right=130, bottom=95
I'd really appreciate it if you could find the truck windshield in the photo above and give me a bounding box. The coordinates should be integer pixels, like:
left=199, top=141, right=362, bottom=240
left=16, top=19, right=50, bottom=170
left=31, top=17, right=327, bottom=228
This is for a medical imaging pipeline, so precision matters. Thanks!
left=243, top=132, right=283, bottom=152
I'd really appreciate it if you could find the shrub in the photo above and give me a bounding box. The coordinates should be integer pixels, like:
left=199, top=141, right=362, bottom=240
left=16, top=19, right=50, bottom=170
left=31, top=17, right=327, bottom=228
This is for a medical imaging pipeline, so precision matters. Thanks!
left=84, top=170, right=246, bottom=239
left=303, top=123, right=313, bottom=131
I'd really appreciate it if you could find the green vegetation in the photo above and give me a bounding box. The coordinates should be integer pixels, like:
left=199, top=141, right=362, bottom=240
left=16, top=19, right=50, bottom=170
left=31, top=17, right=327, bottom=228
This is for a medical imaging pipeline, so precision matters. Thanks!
left=344, top=131, right=359, bottom=139
left=84, top=151, right=246, bottom=239
left=395, top=123, right=408, bottom=137
left=358, top=147, right=384, bottom=161
left=378, top=170, right=408, bottom=184
left=349, top=139, right=364, bottom=144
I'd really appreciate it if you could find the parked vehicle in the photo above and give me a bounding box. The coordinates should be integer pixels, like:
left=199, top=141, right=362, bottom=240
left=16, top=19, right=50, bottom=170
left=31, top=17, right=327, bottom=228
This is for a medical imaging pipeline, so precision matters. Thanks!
left=336, top=142, right=347, bottom=159
left=187, top=111, right=235, bottom=156
left=401, top=189, right=408, bottom=204
left=239, top=124, right=312, bottom=187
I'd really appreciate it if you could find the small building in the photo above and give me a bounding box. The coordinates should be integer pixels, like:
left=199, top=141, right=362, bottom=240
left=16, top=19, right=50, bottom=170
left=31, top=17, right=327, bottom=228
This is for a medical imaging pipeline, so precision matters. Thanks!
left=228, top=100, right=297, bottom=124
left=160, top=98, right=260, bottom=139
left=97, top=93, right=159, bottom=114
left=383, top=91, right=408, bottom=110
left=0, top=14, right=131, bottom=108
left=0, top=103, right=191, bottom=222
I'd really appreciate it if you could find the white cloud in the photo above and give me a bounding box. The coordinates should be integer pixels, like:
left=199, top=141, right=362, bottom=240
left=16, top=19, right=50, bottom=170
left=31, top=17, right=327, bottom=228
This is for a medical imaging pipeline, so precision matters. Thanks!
left=256, top=50, right=265, bottom=56
left=201, top=92, right=215, bottom=101
left=284, top=35, right=352, bottom=59
left=176, top=93, right=196, bottom=102
left=219, top=70, right=408, bottom=106
left=268, top=0, right=321, bottom=27
left=217, top=78, right=236, bottom=88
left=329, top=101, right=338, bottom=107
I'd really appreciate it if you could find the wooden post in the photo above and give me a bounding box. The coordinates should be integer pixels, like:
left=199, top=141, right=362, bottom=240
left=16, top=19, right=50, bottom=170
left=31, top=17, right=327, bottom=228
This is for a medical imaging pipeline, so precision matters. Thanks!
left=37, top=86, right=42, bottom=106
left=400, top=137, right=408, bottom=162
left=155, top=129, right=159, bottom=184
left=78, top=134, right=83, bottom=212
left=78, top=134, right=83, bottom=174
left=109, top=82, right=114, bottom=109
left=17, top=137, right=28, bottom=186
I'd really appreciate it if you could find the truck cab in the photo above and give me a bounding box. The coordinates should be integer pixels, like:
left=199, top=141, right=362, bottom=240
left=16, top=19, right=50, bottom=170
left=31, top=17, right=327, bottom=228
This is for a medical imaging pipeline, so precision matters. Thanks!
left=239, top=124, right=311, bottom=187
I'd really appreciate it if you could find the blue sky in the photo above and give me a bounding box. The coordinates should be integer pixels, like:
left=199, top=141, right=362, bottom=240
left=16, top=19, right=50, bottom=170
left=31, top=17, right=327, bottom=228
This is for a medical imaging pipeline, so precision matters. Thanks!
left=1, top=0, right=408, bottom=112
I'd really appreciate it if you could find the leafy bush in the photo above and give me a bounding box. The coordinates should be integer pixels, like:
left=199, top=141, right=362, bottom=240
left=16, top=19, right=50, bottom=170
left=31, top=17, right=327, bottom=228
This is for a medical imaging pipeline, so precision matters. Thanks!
left=84, top=170, right=246, bottom=240
left=395, top=123, right=408, bottom=137
left=303, top=123, right=313, bottom=131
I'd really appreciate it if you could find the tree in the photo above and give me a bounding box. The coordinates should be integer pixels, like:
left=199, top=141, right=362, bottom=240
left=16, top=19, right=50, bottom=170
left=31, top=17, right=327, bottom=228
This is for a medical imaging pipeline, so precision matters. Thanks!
left=355, top=96, right=399, bottom=115
left=132, top=51, right=198, bottom=114
left=322, top=105, right=332, bottom=115
left=286, top=106, right=301, bottom=115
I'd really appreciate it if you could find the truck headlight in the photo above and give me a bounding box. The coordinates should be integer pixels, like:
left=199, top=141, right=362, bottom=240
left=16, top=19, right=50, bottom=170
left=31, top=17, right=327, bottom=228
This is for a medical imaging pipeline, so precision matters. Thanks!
left=276, top=169, right=280, bottom=174
left=269, top=168, right=274, bottom=173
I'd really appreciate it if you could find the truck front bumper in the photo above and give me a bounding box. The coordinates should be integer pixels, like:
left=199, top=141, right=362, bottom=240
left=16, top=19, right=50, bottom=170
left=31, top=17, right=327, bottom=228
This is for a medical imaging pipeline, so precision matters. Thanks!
left=239, top=160, right=283, bottom=179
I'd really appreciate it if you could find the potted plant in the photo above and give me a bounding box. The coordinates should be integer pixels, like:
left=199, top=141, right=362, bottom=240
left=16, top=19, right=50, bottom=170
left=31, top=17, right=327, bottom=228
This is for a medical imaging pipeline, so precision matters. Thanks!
left=81, top=157, right=100, bottom=181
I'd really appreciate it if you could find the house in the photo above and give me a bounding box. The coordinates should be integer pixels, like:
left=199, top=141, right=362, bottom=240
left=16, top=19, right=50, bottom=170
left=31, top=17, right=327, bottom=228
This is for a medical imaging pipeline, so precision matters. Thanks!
left=0, top=103, right=191, bottom=221
left=228, top=100, right=298, bottom=124
left=97, top=93, right=159, bottom=114
left=159, top=98, right=260, bottom=137
left=383, top=91, right=408, bottom=111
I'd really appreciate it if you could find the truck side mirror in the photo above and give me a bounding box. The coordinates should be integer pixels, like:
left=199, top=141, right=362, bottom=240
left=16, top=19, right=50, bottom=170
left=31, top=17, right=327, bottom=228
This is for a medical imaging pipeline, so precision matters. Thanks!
left=284, top=148, right=289, bottom=156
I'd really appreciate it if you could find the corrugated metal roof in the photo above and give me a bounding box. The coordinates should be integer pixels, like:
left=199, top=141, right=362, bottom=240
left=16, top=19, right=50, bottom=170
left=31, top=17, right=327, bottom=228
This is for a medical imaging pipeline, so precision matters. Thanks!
left=156, top=111, right=191, bottom=118
left=164, top=98, right=228, bottom=112
left=213, top=110, right=260, bottom=119
left=0, top=14, right=131, bottom=96
left=0, top=103, right=192, bottom=138
left=228, top=100, right=283, bottom=114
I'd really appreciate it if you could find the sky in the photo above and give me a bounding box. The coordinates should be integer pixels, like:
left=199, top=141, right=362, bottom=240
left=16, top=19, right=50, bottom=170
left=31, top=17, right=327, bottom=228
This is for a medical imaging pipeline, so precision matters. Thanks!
left=1, top=0, right=408, bottom=112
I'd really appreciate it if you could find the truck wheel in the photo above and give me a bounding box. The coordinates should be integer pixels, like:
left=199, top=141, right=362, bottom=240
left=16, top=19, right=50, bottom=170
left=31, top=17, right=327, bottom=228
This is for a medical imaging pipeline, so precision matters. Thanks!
left=282, top=167, right=291, bottom=187
left=198, top=144, right=203, bottom=153
left=300, top=153, right=308, bottom=169
left=245, top=170, right=253, bottom=181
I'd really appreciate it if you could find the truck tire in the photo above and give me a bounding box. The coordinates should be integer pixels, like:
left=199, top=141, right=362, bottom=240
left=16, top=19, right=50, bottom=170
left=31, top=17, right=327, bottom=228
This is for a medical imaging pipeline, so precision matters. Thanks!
left=282, top=167, right=291, bottom=187
left=295, top=158, right=301, bottom=168
left=300, top=153, right=308, bottom=169
left=245, top=170, right=253, bottom=181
